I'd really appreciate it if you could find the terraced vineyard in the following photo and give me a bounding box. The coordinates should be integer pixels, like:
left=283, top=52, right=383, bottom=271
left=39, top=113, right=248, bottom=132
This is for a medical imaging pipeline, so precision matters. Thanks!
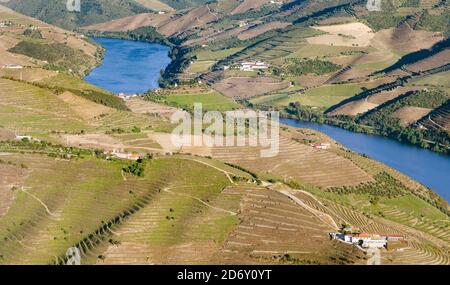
left=416, top=99, right=450, bottom=131
left=288, top=189, right=450, bottom=265
left=212, top=136, right=373, bottom=188
left=219, top=186, right=365, bottom=264
left=377, top=203, right=450, bottom=243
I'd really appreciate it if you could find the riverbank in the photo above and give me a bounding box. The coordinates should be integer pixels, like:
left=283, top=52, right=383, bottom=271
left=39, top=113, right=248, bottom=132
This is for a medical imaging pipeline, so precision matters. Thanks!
left=82, top=28, right=191, bottom=89
left=281, top=117, right=450, bottom=202
left=279, top=103, right=450, bottom=155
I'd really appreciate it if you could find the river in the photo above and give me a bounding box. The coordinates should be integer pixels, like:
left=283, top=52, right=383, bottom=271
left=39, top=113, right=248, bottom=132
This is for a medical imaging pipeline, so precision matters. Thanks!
left=84, top=37, right=171, bottom=94
left=281, top=118, right=450, bottom=201
left=83, top=37, right=449, bottom=202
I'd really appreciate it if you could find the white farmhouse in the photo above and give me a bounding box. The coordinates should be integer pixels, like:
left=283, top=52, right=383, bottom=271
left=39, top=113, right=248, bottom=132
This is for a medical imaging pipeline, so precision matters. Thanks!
left=239, top=61, right=270, bottom=71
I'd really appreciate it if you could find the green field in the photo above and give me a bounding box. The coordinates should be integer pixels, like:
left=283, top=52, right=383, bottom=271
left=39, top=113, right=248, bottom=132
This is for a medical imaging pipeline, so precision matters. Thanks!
left=163, top=91, right=240, bottom=111
left=39, top=74, right=129, bottom=111
left=186, top=61, right=215, bottom=73
left=274, top=84, right=362, bottom=108
left=0, top=78, right=88, bottom=137
left=195, top=47, right=244, bottom=61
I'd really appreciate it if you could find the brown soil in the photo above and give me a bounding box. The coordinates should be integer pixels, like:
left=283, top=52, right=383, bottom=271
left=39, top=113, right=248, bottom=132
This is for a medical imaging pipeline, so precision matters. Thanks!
left=238, top=21, right=291, bottom=41
left=83, top=13, right=174, bottom=32
left=391, top=106, right=432, bottom=127
left=213, top=77, right=290, bottom=99
left=231, top=0, right=272, bottom=15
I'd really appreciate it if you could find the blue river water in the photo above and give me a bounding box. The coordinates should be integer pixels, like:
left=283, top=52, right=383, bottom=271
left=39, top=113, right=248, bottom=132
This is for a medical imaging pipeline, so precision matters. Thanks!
left=84, top=37, right=171, bottom=94
left=281, top=118, right=450, bottom=201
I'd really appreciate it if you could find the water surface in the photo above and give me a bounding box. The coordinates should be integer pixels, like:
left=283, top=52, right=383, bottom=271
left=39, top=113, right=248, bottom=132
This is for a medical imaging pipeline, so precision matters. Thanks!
left=85, top=37, right=171, bottom=94
left=281, top=118, right=450, bottom=201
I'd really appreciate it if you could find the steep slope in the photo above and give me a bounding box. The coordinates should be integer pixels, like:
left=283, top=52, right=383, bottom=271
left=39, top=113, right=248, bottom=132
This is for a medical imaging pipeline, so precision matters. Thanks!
left=4, top=0, right=152, bottom=30
left=158, top=0, right=212, bottom=10
left=0, top=5, right=100, bottom=75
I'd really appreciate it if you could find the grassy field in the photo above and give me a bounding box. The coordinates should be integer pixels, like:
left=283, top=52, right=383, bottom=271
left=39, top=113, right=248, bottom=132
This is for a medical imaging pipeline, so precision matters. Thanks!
left=186, top=60, right=215, bottom=74
left=275, top=84, right=362, bottom=108
left=0, top=78, right=89, bottom=138
left=39, top=74, right=129, bottom=111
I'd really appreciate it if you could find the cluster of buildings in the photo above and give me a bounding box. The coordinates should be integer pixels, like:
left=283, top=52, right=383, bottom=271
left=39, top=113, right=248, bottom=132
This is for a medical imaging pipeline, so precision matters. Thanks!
left=220, top=60, right=271, bottom=72
left=239, top=61, right=270, bottom=71
left=105, top=150, right=142, bottom=161
left=117, top=93, right=138, bottom=101
left=330, top=232, right=405, bottom=249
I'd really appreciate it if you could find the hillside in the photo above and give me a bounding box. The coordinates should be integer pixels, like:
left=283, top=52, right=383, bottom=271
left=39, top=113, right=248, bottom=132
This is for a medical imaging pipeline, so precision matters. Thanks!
left=3, top=0, right=153, bottom=30
left=0, top=5, right=101, bottom=75
left=157, top=0, right=212, bottom=10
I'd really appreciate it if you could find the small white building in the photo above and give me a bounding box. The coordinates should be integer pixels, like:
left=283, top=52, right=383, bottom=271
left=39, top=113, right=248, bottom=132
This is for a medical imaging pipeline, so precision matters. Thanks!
left=239, top=61, right=270, bottom=71
left=117, top=93, right=138, bottom=101
left=270, top=0, right=283, bottom=5
left=239, top=21, right=248, bottom=27
left=15, top=135, right=33, bottom=141
left=331, top=232, right=404, bottom=249
left=108, top=150, right=142, bottom=161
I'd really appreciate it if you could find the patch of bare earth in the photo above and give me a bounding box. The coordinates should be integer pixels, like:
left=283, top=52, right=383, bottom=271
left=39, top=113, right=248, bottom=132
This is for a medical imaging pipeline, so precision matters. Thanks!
left=328, top=100, right=378, bottom=116
left=213, top=77, right=290, bottom=99
left=296, top=74, right=330, bottom=88
left=133, top=0, right=175, bottom=12
left=0, top=128, right=15, bottom=141
left=329, top=86, right=421, bottom=116
left=0, top=67, right=57, bottom=82
left=83, top=13, right=175, bottom=32
left=231, top=0, right=272, bottom=15
left=148, top=132, right=213, bottom=156
left=307, top=22, right=375, bottom=47
left=391, top=106, right=432, bottom=127
left=389, top=23, right=443, bottom=53
left=125, top=97, right=179, bottom=120
left=58, top=91, right=115, bottom=120
left=406, top=49, right=450, bottom=73
left=185, top=25, right=250, bottom=46
left=157, top=6, right=218, bottom=37
left=0, top=35, right=37, bottom=67
left=59, top=133, right=162, bottom=153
